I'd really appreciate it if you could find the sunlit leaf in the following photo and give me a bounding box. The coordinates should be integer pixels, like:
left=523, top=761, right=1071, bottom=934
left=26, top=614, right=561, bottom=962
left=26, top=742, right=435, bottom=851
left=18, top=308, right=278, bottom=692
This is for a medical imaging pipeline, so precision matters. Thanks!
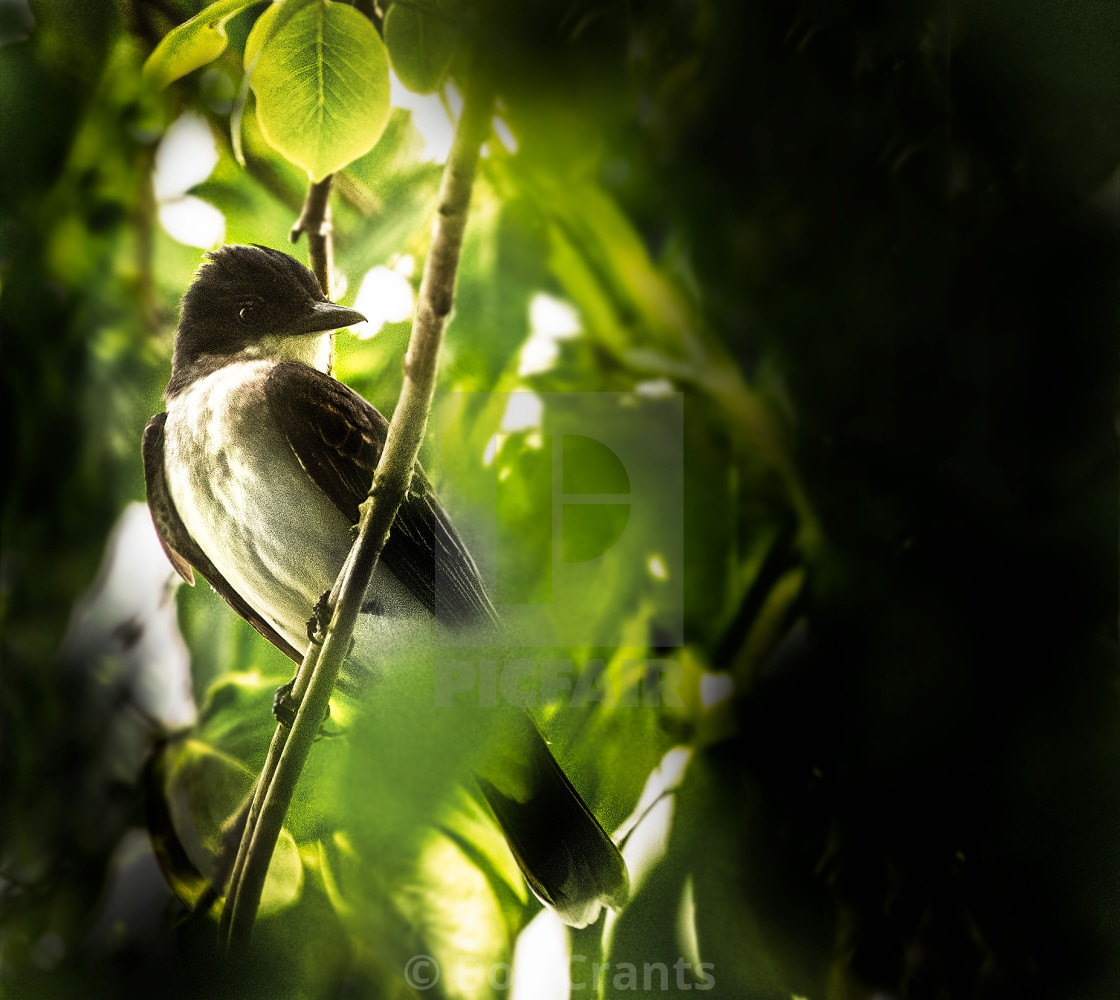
left=142, top=0, right=264, bottom=90
left=242, top=0, right=315, bottom=68
left=248, top=0, right=391, bottom=180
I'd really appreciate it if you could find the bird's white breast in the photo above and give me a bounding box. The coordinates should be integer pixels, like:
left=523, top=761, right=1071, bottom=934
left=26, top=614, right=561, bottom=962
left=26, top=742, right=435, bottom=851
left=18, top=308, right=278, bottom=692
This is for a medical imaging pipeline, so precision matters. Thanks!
left=163, top=360, right=425, bottom=656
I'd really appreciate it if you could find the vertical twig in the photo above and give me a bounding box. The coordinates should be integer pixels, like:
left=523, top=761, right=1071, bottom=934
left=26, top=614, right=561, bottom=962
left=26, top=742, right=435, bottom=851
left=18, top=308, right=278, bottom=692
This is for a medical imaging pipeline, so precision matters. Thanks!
left=291, top=174, right=334, bottom=294
left=220, top=72, right=494, bottom=951
left=291, top=173, right=337, bottom=370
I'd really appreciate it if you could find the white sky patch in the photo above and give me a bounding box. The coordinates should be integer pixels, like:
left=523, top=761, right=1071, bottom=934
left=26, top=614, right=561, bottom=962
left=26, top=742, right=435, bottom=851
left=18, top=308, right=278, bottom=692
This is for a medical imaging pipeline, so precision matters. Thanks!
left=153, top=111, right=219, bottom=201
left=509, top=909, right=570, bottom=1000
left=350, top=263, right=415, bottom=339
left=390, top=70, right=458, bottom=163
left=491, top=115, right=518, bottom=153
left=699, top=671, right=734, bottom=709
left=635, top=377, right=676, bottom=398
left=499, top=391, right=543, bottom=432
left=483, top=434, right=500, bottom=467
left=158, top=196, right=225, bottom=249
left=58, top=503, right=196, bottom=731
left=153, top=112, right=224, bottom=248
left=647, top=553, right=669, bottom=581
left=518, top=293, right=582, bottom=376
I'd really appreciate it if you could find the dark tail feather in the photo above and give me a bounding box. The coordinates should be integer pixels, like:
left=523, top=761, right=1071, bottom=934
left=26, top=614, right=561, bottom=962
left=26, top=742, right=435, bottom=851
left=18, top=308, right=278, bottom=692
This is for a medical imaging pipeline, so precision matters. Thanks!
left=477, top=724, right=629, bottom=928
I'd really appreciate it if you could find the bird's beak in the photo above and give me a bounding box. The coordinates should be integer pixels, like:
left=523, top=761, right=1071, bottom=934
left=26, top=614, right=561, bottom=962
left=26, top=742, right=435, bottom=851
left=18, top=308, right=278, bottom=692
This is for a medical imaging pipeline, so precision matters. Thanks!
left=294, top=300, right=367, bottom=334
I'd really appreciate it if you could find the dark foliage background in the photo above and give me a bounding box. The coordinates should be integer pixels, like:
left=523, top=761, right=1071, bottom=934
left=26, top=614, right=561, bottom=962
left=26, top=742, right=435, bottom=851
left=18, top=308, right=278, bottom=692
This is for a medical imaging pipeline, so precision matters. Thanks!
left=2, top=1, right=1118, bottom=998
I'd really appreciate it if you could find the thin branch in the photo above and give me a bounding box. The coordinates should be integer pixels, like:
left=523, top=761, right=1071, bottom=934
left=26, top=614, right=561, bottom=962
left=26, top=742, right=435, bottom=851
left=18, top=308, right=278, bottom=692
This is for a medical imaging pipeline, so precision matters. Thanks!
left=220, top=72, right=493, bottom=951
left=290, top=174, right=335, bottom=295
left=291, top=173, right=336, bottom=370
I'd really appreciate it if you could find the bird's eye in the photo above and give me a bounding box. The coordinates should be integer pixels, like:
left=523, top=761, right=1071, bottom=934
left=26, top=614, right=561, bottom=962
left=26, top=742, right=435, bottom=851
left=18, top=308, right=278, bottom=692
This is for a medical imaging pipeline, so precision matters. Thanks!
left=238, top=301, right=260, bottom=325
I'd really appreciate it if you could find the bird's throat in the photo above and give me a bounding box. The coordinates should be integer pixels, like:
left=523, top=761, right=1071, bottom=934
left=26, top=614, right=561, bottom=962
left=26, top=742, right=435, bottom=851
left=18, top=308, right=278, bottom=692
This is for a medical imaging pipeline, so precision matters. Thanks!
left=238, top=330, right=335, bottom=373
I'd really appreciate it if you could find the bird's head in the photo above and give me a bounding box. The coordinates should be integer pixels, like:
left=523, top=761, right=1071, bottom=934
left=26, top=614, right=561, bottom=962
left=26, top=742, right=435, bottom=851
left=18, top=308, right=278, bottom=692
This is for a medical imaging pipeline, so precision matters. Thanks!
left=166, top=244, right=366, bottom=396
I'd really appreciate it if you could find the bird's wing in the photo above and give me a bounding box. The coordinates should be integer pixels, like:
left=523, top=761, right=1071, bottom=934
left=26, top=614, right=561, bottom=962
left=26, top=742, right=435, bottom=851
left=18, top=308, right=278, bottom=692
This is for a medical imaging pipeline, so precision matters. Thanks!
left=142, top=412, right=305, bottom=663
left=263, top=362, right=498, bottom=628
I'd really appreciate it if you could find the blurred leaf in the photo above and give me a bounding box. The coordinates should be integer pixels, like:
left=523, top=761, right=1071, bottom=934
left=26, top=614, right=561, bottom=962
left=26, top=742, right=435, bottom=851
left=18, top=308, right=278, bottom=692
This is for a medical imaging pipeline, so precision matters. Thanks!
left=315, top=647, right=528, bottom=995
left=319, top=823, right=514, bottom=999
left=384, top=0, right=461, bottom=94
left=249, top=0, right=391, bottom=180
left=602, top=746, right=831, bottom=1000
left=542, top=650, right=682, bottom=834
left=142, top=0, right=263, bottom=89
left=154, top=737, right=304, bottom=918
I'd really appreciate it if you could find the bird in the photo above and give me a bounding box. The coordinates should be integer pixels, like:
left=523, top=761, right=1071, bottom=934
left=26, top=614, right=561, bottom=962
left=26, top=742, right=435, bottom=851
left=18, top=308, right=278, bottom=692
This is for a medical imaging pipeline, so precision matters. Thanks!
left=142, top=243, right=629, bottom=927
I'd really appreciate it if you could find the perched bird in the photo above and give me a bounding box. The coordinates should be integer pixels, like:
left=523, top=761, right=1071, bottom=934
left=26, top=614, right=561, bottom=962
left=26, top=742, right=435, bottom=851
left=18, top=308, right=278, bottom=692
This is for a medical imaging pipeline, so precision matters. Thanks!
left=143, top=244, right=628, bottom=927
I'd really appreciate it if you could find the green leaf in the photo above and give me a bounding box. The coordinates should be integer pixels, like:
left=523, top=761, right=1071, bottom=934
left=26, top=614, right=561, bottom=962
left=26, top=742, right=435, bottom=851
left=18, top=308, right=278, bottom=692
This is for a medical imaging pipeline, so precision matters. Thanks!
left=249, top=0, right=391, bottom=181
left=243, top=0, right=314, bottom=69
left=142, top=0, right=264, bottom=90
left=384, top=1, right=460, bottom=94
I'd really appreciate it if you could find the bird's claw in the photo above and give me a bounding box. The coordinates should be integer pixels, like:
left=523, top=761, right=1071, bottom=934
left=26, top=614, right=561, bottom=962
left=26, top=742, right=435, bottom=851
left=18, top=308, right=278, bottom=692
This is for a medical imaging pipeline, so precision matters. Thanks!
left=272, top=678, right=332, bottom=730
left=306, top=590, right=332, bottom=645
left=272, top=679, right=299, bottom=727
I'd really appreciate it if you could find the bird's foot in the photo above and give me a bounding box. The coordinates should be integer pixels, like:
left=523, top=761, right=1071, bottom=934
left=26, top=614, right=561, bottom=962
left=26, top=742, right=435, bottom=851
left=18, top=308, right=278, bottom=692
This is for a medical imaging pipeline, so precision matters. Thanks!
left=359, top=596, right=383, bottom=616
left=272, top=678, right=332, bottom=730
left=272, top=678, right=299, bottom=727
left=306, top=590, right=333, bottom=645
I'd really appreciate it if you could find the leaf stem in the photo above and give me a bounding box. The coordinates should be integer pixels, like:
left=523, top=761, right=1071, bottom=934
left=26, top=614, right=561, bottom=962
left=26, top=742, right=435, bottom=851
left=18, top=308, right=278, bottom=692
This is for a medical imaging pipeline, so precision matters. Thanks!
left=219, top=72, right=493, bottom=952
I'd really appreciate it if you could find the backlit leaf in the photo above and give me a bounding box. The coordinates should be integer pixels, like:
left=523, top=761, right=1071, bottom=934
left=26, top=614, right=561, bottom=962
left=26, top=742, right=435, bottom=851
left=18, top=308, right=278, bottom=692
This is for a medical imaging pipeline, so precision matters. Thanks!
left=249, top=0, right=391, bottom=180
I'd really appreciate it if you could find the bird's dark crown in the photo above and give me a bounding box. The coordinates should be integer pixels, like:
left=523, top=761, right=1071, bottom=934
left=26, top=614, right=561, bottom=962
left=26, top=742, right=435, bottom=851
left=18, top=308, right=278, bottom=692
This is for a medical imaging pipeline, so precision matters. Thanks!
left=166, top=245, right=338, bottom=397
